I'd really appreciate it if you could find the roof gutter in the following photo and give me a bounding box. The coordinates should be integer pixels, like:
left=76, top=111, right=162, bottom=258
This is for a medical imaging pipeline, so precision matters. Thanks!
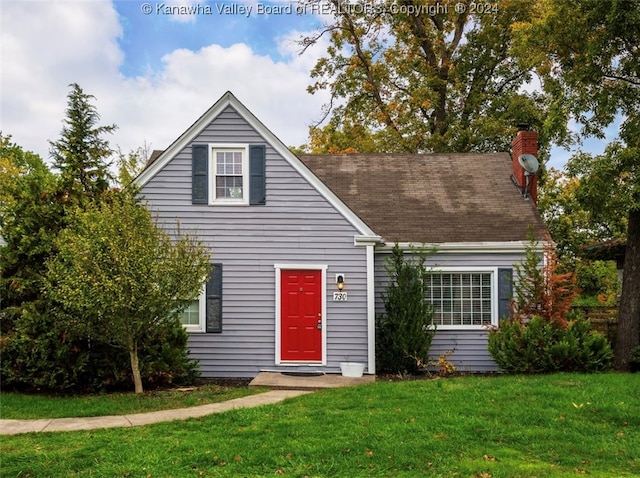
left=376, top=241, right=547, bottom=254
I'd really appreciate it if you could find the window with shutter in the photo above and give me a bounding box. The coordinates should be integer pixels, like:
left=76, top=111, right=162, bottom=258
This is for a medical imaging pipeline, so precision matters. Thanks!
left=191, top=144, right=267, bottom=206
left=178, top=263, right=223, bottom=333
left=424, top=268, right=506, bottom=329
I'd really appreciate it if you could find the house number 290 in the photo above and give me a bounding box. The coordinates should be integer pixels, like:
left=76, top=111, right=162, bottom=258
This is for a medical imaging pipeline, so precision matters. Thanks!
left=333, top=292, right=348, bottom=301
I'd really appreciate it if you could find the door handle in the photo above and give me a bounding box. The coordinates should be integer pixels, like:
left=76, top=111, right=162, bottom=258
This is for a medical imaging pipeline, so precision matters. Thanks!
left=316, top=320, right=322, bottom=330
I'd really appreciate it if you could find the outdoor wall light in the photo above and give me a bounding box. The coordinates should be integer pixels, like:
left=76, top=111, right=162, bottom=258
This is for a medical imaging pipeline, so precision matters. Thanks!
left=336, top=274, right=345, bottom=291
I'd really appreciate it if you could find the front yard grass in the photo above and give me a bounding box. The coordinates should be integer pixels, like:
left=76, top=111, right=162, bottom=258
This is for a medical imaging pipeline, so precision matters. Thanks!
left=2, top=373, right=638, bottom=477
left=0, top=382, right=261, bottom=419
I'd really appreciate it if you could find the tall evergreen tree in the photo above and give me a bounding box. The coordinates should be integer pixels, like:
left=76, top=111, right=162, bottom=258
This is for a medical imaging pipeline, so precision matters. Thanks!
left=50, top=83, right=116, bottom=199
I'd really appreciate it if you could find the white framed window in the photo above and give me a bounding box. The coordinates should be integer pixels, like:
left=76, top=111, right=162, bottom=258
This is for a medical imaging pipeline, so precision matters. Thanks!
left=426, top=268, right=497, bottom=329
left=211, top=144, right=249, bottom=205
left=179, top=286, right=206, bottom=333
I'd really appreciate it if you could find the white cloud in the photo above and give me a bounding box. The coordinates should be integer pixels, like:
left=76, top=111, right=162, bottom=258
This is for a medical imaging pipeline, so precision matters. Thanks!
left=162, top=0, right=201, bottom=23
left=1, top=0, right=330, bottom=163
left=1, top=0, right=123, bottom=159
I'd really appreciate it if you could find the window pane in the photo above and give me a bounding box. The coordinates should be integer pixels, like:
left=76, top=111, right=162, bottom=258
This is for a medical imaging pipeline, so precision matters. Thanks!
left=180, top=301, right=200, bottom=326
left=216, top=176, right=243, bottom=198
left=427, top=272, right=492, bottom=326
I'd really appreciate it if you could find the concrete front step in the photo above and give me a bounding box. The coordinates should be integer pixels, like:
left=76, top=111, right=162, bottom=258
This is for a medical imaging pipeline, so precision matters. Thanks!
left=249, top=371, right=375, bottom=390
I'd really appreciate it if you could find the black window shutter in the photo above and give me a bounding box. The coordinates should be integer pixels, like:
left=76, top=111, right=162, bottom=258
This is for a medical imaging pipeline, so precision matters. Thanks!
left=206, top=263, right=223, bottom=333
left=497, top=268, right=513, bottom=321
left=192, top=144, right=208, bottom=204
left=249, top=145, right=266, bottom=205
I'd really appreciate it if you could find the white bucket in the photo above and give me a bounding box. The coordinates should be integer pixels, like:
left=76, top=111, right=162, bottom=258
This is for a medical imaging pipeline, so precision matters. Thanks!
left=340, top=362, right=365, bottom=378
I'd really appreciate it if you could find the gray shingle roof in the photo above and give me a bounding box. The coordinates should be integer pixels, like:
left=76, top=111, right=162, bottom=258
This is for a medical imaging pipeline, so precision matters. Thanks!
left=299, top=153, right=547, bottom=244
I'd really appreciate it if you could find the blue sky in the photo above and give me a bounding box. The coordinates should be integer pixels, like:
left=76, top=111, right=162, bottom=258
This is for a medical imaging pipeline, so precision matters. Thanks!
left=1, top=0, right=614, bottom=169
left=113, top=1, right=320, bottom=76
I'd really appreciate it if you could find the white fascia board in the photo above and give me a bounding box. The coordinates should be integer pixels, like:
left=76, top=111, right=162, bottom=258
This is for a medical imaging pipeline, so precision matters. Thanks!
left=376, top=241, right=548, bottom=254
left=135, top=91, right=236, bottom=187
left=134, top=91, right=377, bottom=238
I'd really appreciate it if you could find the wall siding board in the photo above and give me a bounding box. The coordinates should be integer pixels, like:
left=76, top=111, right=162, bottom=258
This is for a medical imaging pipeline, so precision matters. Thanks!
left=142, top=106, right=369, bottom=378
left=374, top=251, right=523, bottom=372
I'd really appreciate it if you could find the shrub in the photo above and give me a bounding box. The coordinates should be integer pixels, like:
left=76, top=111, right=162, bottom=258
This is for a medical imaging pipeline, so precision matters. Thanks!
left=630, top=345, right=640, bottom=373
left=1, top=303, right=199, bottom=394
left=488, top=236, right=612, bottom=374
left=488, top=315, right=612, bottom=373
left=376, top=244, right=435, bottom=374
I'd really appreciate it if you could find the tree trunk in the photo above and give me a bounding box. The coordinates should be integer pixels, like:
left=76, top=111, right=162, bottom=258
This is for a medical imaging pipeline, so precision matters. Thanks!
left=129, top=344, right=144, bottom=393
left=614, top=208, right=640, bottom=371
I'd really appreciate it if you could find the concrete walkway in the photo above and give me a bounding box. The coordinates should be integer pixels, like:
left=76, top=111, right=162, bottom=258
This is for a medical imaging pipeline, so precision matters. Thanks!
left=0, top=389, right=310, bottom=436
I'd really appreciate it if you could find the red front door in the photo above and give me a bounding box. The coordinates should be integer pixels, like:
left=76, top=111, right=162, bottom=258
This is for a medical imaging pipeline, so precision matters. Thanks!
left=281, top=269, right=322, bottom=362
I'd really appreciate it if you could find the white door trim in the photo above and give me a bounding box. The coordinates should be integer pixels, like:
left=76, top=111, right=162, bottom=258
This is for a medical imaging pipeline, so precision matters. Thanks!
left=274, top=264, right=328, bottom=365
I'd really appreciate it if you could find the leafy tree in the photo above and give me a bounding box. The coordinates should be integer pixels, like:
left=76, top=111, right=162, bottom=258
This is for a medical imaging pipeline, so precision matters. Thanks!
left=0, top=133, right=62, bottom=333
left=538, top=168, right=625, bottom=262
left=45, top=191, right=211, bottom=393
left=574, top=260, right=619, bottom=306
left=50, top=83, right=116, bottom=199
left=305, top=122, right=379, bottom=154
left=2, top=84, right=117, bottom=391
left=566, top=144, right=640, bottom=370
left=2, top=88, right=201, bottom=393
left=300, top=0, right=566, bottom=154
left=376, top=244, right=435, bottom=374
left=116, top=143, right=151, bottom=187
left=514, top=0, right=640, bottom=370
left=537, top=168, right=621, bottom=306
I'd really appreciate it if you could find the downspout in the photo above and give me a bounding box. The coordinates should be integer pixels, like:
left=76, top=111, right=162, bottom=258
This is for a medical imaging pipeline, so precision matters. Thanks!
left=366, top=243, right=376, bottom=374
left=355, top=235, right=382, bottom=375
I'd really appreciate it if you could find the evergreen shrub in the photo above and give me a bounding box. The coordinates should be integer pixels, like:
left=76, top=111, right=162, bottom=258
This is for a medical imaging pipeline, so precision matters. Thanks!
left=0, top=312, right=199, bottom=393
left=376, top=244, right=435, bottom=374
left=488, top=315, right=613, bottom=373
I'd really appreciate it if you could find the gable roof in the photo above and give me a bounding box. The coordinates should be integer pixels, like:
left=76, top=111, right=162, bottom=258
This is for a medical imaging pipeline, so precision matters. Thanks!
left=299, top=153, right=547, bottom=244
left=135, top=91, right=379, bottom=240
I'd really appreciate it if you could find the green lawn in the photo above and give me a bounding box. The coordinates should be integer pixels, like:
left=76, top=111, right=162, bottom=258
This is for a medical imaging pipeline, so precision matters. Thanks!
left=0, top=383, right=261, bottom=419
left=2, top=373, right=638, bottom=477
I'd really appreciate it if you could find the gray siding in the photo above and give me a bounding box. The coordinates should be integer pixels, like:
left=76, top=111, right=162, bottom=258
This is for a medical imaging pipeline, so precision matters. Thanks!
left=375, top=251, right=525, bottom=372
left=141, top=106, right=369, bottom=378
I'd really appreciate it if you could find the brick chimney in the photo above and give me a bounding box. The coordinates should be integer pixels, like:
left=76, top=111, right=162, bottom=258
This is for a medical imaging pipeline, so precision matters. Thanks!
left=511, top=126, right=539, bottom=203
